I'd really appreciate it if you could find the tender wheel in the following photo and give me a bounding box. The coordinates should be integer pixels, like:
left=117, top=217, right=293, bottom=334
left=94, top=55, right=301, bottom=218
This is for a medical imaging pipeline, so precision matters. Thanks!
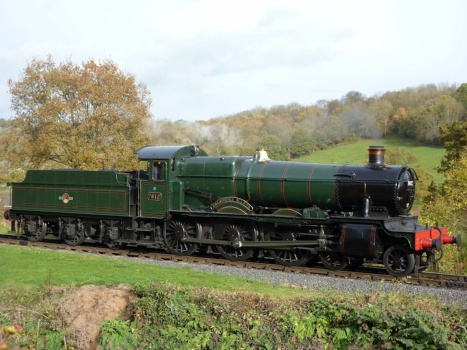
left=25, top=222, right=47, bottom=242
left=319, top=252, right=347, bottom=271
left=106, top=242, right=124, bottom=250
left=64, top=225, right=85, bottom=246
left=164, top=219, right=199, bottom=256
left=265, top=228, right=312, bottom=266
left=383, top=245, right=415, bottom=277
left=216, top=221, right=256, bottom=261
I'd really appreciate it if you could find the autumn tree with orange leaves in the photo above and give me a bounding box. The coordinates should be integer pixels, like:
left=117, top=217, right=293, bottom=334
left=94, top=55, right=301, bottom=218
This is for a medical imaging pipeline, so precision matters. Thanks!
left=1, top=56, right=152, bottom=174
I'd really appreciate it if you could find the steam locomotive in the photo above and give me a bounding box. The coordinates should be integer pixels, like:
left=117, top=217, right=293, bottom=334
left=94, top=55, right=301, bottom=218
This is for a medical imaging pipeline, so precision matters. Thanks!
left=4, top=145, right=461, bottom=276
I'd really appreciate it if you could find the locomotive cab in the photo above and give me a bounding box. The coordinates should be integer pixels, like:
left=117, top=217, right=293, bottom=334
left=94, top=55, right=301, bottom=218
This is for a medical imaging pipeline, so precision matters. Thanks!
left=135, top=145, right=208, bottom=217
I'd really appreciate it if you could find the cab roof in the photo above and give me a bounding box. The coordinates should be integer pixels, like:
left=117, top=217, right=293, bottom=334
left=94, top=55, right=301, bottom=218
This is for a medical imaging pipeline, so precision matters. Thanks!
left=135, top=145, right=208, bottom=160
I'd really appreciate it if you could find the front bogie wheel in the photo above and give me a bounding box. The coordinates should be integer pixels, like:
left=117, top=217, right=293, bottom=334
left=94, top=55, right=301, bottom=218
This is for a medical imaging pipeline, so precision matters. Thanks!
left=383, top=244, right=415, bottom=277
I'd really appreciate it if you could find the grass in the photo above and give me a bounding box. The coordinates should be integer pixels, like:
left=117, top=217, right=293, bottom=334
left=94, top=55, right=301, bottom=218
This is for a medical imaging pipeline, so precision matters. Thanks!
left=1, top=245, right=466, bottom=349
left=295, top=137, right=446, bottom=183
left=0, top=244, right=311, bottom=298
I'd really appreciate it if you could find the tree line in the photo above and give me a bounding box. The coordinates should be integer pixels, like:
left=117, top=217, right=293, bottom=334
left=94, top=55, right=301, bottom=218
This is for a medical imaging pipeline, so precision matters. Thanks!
left=2, top=56, right=467, bottom=171
left=152, top=83, right=467, bottom=160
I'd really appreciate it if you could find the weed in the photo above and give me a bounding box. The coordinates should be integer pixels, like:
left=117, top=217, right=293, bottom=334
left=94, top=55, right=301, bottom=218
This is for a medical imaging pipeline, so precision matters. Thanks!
left=99, top=318, right=138, bottom=350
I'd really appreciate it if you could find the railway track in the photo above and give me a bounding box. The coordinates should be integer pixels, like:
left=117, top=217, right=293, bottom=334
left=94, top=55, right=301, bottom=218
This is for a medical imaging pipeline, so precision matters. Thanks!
left=1, top=233, right=466, bottom=290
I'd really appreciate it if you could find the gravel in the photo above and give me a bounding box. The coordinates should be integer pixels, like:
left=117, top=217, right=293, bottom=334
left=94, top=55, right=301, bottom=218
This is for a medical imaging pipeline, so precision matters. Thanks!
left=112, top=254, right=467, bottom=308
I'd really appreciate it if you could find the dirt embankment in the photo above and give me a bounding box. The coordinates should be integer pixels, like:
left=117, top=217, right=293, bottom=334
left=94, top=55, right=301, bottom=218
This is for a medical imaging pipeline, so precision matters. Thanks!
left=54, top=284, right=136, bottom=350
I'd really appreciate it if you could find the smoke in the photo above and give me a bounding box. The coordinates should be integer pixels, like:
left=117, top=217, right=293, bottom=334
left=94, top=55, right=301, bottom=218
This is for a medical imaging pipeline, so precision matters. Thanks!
left=340, top=103, right=382, bottom=139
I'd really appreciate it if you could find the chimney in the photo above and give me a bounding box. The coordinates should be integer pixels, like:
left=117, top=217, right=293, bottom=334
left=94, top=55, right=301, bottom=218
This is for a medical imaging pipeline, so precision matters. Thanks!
left=367, top=146, right=386, bottom=168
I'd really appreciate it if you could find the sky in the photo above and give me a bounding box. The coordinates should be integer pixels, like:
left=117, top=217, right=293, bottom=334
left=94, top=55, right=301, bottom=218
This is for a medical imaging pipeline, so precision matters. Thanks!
left=1, top=0, right=466, bottom=122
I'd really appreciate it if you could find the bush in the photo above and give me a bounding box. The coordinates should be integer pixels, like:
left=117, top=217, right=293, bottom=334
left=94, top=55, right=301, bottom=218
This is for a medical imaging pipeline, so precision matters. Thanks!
left=130, top=282, right=467, bottom=350
left=2, top=281, right=466, bottom=349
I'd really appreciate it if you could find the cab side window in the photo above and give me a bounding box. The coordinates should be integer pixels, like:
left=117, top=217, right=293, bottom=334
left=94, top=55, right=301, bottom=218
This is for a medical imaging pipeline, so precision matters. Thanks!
left=152, top=161, right=166, bottom=181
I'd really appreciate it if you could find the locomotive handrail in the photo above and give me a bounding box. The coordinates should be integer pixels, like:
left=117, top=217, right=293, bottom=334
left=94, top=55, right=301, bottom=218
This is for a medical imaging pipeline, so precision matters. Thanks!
left=184, top=188, right=220, bottom=203
left=334, top=172, right=356, bottom=178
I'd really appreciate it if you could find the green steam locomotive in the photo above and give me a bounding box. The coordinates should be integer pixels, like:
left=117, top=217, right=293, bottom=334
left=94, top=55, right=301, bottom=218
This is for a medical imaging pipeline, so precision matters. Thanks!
left=4, top=145, right=461, bottom=276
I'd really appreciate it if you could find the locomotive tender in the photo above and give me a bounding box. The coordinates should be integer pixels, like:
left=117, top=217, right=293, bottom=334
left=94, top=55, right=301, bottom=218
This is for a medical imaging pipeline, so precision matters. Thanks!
left=4, top=145, right=461, bottom=277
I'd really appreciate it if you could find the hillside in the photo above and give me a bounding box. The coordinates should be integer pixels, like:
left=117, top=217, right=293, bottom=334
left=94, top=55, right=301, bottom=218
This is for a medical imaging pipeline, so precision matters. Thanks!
left=295, top=138, right=445, bottom=184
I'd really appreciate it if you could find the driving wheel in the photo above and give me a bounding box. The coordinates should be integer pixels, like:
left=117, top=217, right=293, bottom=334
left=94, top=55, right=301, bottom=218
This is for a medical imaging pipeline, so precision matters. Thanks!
left=216, top=221, right=256, bottom=261
left=265, top=228, right=312, bottom=266
left=164, top=218, right=199, bottom=256
left=319, top=252, right=347, bottom=271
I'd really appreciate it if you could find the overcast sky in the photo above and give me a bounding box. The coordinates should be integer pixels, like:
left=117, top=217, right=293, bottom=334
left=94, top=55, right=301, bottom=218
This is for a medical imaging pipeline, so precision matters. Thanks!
left=1, top=0, right=466, bottom=121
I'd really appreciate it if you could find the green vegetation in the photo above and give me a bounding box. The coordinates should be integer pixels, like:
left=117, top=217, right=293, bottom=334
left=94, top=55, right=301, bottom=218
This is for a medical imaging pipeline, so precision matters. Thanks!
left=421, top=121, right=467, bottom=274
left=129, top=283, right=467, bottom=350
left=1, top=244, right=466, bottom=349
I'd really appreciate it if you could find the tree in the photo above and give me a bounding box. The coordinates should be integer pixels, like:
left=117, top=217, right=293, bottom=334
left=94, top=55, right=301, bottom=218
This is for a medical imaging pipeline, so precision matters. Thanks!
left=1, top=56, right=152, bottom=172
left=421, top=152, right=467, bottom=274
left=369, top=99, right=393, bottom=138
left=258, top=135, right=289, bottom=160
left=341, top=91, right=366, bottom=105
left=421, top=121, right=467, bottom=273
left=290, top=127, right=317, bottom=158
left=324, top=99, right=342, bottom=117
left=263, top=115, right=294, bottom=155
left=454, top=82, right=467, bottom=115
left=411, top=107, right=440, bottom=144
left=438, top=120, right=467, bottom=173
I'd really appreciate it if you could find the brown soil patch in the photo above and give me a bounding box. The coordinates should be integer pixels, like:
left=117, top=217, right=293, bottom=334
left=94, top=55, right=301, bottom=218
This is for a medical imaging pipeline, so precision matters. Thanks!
left=54, top=284, right=136, bottom=350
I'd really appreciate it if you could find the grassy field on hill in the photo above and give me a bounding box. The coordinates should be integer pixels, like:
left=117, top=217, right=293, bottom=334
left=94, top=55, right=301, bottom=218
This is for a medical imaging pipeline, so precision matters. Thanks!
left=295, top=138, right=446, bottom=183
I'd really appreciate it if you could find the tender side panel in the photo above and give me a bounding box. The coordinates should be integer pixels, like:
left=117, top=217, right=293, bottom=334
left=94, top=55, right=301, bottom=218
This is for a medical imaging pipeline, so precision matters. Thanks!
left=11, top=170, right=131, bottom=217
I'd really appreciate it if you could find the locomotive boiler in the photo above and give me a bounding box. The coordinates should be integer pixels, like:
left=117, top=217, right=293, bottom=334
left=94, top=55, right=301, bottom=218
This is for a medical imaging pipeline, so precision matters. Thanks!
left=4, top=145, right=461, bottom=277
left=178, top=146, right=415, bottom=216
